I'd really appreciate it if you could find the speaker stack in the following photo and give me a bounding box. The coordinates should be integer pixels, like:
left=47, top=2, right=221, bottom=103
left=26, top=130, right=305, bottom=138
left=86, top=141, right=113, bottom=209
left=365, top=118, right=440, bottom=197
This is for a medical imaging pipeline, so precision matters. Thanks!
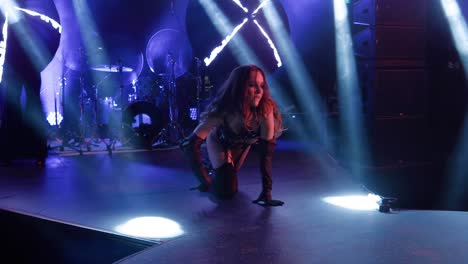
left=351, top=0, right=440, bottom=206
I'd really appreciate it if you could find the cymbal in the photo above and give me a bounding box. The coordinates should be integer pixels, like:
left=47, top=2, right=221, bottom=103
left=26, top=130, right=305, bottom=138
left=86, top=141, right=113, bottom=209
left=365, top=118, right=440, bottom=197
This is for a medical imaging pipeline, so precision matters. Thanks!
left=90, top=64, right=133, bottom=72
left=145, top=29, right=192, bottom=78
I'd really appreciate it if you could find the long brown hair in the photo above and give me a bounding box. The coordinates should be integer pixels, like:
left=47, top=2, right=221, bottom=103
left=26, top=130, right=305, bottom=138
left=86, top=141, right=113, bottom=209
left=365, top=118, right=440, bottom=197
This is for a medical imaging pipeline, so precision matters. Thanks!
left=201, top=65, right=282, bottom=137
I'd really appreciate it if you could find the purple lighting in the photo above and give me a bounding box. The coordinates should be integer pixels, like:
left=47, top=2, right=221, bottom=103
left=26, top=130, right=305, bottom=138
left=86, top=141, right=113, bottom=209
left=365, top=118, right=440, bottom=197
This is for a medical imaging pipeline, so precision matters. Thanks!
left=0, top=14, right=9, bottom=83
left=232, top=0, right=249, bottom=13
left=253, top=19, right=282, bottom=67
left=204, top=18, right=248, bottom=66
left=0, top=7, right=61, bottom=84
left=15, top=7, right=61, bottom=33
left=145, top=29, right=192, bottom=77
left=203, top=0, right=283, bottom=68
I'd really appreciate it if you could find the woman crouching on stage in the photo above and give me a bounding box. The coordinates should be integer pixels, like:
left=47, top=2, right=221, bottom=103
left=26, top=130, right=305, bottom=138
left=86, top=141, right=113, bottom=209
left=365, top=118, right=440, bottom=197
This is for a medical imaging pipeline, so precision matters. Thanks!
left=180, top=64, right=284, bottom=206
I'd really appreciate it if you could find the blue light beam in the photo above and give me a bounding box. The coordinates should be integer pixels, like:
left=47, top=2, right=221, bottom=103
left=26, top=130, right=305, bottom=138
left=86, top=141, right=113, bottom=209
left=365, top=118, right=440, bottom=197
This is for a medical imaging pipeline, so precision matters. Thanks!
left=0, top=7, right=61, bottom=83
left=201, top=0, right=281, bottom=69
left=231, top=0, right=248, bottom=13
left=333, top=0, right=370, bottom=178
left=253, top=19, right=282, bottom=67
left=200, top=0, right=260, bottom=67
left=0, top=14, right=9, bottom=83
left=440, top=0, right=468, bottom=77
left=204, top=18, right=248, bottom=66
left=440, top=0, right=468, bottom=207
left=252, top=0, right=271, bottom=16
left=261, top=1, right=329, bottom=146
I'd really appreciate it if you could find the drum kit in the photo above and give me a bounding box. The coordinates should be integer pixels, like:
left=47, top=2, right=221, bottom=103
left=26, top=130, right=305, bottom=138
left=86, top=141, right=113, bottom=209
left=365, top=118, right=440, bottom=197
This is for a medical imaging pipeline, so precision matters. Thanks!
left=56, top=29, right=205, bottom=154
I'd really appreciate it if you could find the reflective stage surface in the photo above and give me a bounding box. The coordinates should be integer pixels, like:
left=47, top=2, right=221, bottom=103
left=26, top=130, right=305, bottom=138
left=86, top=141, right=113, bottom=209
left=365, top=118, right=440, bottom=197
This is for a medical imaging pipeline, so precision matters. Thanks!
left=1, top=140, right=468, bottom=263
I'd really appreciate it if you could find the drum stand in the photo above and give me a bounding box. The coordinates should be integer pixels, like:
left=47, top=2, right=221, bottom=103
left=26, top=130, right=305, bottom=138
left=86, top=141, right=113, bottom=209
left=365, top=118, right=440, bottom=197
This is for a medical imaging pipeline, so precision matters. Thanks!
left=75, top=49, right=112, bottom=155
left=47, top=51, right=83, bottom=154
left=111, top=60, right=133, bottom=150
left=153, top=53, right=185, bottom=147
left=83, top=80, right=113, bottom=155
left=56, top=68, right=82, bottom=153
left=48, top=58, right=88, bottom=155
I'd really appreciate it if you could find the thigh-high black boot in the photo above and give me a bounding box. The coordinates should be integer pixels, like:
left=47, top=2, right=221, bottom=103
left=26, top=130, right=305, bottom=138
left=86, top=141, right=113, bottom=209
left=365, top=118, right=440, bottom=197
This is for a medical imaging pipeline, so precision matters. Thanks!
left=180, top=133, right=212, bottom=191
left=253, top=139, right=284, bottom=206
left=213, top=163, right=238, bottom=199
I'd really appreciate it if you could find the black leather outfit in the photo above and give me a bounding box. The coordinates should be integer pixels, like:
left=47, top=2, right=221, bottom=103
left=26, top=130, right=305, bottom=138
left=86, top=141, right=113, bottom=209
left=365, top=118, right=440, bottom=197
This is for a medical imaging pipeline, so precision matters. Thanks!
left=215, top=116, right=260, bottom=150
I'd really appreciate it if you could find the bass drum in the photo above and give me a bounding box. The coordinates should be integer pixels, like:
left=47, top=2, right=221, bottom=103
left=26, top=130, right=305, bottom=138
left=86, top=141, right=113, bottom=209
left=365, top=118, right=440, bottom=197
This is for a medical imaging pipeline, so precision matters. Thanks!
left=122, top=101, right=163, bottom=149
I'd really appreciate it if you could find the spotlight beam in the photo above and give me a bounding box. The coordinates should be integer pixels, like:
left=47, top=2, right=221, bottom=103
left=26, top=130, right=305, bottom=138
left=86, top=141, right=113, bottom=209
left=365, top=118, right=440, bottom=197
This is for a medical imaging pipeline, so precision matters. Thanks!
left=231, top=0, right=248, bottom=13
left=200, top=0, right=260, bottom=67
left=252, top=0, right=272, bottom=16
left=0, top=4, right=62, bottom=130
left=333, top=0, right=369, bottom=177
left=440, top=0, right=468, bottom=207
left=204, top=18, right=248, bottom=66
left=201, top=0, right=281, bottom=68
left=0, top=14, right=9, bottom=83
left=253, top=19, right=282, bottom=67
left=72, top=0, right=113, bottom=98
left=440, top=0, right=468, bottom=78
left=72, top=0, right=106, bottom=66
left=0, top=0, right=20, bottom=23
left=0, top=7, right=62, bottom=83
left=261, top=1, right=329, bottom=146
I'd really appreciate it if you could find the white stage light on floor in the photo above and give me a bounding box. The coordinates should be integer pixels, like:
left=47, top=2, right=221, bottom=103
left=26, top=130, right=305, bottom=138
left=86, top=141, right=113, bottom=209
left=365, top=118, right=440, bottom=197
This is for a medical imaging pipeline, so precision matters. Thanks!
left=115, top=216, right=184, bottom=239
left=322, top=194, right=381, bottom=211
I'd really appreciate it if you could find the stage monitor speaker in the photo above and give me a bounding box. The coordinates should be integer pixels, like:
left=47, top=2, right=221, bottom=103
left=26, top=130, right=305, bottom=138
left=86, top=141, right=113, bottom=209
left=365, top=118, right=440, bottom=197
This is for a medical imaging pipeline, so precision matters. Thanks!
left=353, top=0, right=427, bottom=26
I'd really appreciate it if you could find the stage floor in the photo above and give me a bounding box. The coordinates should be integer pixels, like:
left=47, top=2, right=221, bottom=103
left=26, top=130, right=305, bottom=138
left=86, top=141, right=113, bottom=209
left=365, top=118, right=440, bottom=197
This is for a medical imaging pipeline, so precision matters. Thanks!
left=1, top=140, right=468, bottom=263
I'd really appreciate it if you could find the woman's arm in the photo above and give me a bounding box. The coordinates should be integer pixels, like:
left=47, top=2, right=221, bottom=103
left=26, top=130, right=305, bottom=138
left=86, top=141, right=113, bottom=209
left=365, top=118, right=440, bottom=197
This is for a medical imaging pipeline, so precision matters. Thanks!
left=260, top=111, right=275, bottom=141
left=180, top=115, right=222, bottom=192
left=255, top=110, right=284, bottom=206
